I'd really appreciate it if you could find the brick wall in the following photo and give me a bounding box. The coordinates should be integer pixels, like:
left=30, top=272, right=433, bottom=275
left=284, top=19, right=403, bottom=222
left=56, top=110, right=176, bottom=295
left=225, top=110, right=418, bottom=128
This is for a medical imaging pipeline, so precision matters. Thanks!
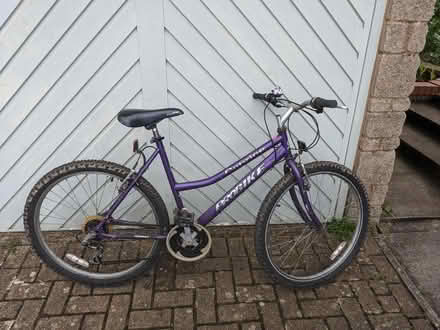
left=355, top=0, right=436, bottom=221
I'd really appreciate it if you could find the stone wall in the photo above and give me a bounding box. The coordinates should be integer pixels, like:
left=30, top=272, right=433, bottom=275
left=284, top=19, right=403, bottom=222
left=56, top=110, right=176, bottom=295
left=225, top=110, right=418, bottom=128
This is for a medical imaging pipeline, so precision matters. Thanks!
left=355, top=0, right=436, bottom=221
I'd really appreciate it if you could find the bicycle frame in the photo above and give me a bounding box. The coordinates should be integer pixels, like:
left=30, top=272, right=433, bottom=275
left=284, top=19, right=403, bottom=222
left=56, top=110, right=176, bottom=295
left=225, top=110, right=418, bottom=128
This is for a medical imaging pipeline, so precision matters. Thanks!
left=101, top=126, right=322, bottom=239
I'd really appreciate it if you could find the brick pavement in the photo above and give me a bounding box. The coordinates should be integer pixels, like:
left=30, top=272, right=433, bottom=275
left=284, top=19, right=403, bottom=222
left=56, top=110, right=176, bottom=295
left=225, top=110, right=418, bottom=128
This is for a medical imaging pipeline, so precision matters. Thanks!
left=0, top=228, right=435, bottom=330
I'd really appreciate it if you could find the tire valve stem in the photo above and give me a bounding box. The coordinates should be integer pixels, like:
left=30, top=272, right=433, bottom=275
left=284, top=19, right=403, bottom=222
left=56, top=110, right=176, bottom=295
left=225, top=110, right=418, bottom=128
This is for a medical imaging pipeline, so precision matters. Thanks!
left=330, top=241, right=347, bottom=261
left=65, top=253, right=89, bottom=268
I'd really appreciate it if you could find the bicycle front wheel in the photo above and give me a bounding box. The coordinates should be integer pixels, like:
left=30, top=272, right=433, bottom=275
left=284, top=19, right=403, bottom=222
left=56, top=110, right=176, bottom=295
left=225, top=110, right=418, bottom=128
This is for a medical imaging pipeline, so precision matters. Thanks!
left=255, top=161, right=369, bottom=288
left=24, top=160, right=169, bottom=286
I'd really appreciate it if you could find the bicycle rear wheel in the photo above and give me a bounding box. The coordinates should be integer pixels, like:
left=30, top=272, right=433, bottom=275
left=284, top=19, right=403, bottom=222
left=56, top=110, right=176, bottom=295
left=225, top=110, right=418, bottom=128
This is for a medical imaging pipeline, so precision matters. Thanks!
left=24, top=160, right=169, bottom=286
left=255, top=161, right=369, bottom=288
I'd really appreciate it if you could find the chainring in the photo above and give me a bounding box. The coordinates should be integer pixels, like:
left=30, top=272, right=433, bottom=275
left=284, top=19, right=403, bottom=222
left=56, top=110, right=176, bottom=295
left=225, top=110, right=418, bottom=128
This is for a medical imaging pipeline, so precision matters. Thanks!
left=166, top=224, right=212, bottom=262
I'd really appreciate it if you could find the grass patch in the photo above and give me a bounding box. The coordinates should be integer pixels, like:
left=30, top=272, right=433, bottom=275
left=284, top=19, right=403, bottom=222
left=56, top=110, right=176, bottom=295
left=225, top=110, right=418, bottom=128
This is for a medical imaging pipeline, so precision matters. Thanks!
left=327, top=216, right=356, bottom=241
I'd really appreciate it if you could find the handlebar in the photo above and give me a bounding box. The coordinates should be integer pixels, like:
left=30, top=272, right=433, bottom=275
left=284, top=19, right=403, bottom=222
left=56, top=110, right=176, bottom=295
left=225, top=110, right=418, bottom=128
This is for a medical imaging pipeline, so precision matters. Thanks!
left=310, top=97, right=338, bottom=111
left=253, top=92, right=339, bottom=112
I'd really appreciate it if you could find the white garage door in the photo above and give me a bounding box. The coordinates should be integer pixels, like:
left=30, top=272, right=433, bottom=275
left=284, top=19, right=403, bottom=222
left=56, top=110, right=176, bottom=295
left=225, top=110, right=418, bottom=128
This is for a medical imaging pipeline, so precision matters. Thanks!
left=0, top=0, right=385, bottom=231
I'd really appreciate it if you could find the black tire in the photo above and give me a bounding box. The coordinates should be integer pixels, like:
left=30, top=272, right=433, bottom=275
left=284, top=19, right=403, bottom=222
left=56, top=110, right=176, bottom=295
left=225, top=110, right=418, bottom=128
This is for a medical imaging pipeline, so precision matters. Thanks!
left=24, top=160, right=169, bottom=286
left=255, top=161, right=369, bottom=288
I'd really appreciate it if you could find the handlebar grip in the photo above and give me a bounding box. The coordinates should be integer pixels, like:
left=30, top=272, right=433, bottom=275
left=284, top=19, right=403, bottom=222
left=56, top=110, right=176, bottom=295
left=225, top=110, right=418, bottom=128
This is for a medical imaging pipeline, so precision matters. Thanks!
left=253, top=93, right=267, bottom=101
left=311, top=97, right=338, bottom=111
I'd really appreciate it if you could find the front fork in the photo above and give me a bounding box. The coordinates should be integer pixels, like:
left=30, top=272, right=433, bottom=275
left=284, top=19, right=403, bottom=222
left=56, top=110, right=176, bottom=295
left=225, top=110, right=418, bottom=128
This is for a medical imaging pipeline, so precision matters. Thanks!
left=284, top=158, right=323, bottom=230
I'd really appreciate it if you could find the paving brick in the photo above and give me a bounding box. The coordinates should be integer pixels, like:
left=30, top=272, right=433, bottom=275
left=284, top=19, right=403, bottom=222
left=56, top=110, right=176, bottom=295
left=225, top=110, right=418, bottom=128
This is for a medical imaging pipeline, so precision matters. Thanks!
left=364, top=236, right=381, bottom=255
left=105, top=294, right=130, bottom=330
left=35, top=316, right=82, bottom=330
left=232, top=257, right=252, bottom=285
left=259, top=302, right=283, bottom=330
left=236, top=285, right=275, bottom=302
left=93, top=281, right=133, bottom=294
left=368, top=314, right=412, bottom=329
left=327, top=317, right=349, bottom=330
left=243, top=237, right=256, bottom=256
left=0, top=249, right=8, bottom=267
left=217, top=303, right=259, bottom=322
left=285, top=319, right=328, bottom=330
left=12, top=299, right=44, bottom=329
left=338, top=298, right=371, bottom=330
left=410, top=319, right=434, bottom=330
left=7, top=281, right=51, bottom=299
left=44, top=281, right=72, bottom=315
left=357, top=251, right=373, bottom=264
left=389, top=284, right=423, bottom=317
left=241, top=322, right=262, bottom=330
left=132, top=279, right=152, bottom=309
left=154, top=290, right=193, bottom=308
left=369, top=280, right=390, bottom=295
left=351, top=281, right=382, bottom=314
left=227, top=238, right=246, bottom=256
left=197, top=325, right=239, bottom=330
left=196, top=288, right=215, bottom=324
left=360, top=264, right=381, bottom=280
left=377, top=295, right=400, bottom=313
left=176, top=260, right=201, bottom=274
left=371, top=256, right=400, bottom=283
left=0, top=321, right=14, bottom=330
left=66, top=295, right=110, bottom=314
left=276, top=285, right=302, bottom=318
left=155, top=256, right=176, bottom=290
left=23, top=251, right=42, bottom=268
left=16, top=268, right=39, bottom=283
left=251, top=270, right=272, bottom=284
left=2, top=246, right=29, bottom=268
left=215, top=271, right=235, bottom=303
left=38, top=264, right=64, bottom=281
left=315, top=282, right=352, bottom=298
left=338, top=262, right=363, bottom=281
left=71, top=283, right=91, bottom=296
left=82, top=314, right=105, bottom=330
left=295, top=288, right=316, bottom=300
left=199, top=257, right=231, bottom=272
left=249, top=257, right=263, bottom=269
left=129, top=309, right=171, bottom=329
left=301, top=299, right=342, bottom=317
left=174, top=308, right=193, bottom=330
left=0, top=301, right=21, bottom=320
left=211, top=238, right=228, bottom=257
left=176, top=273, right=213, bottom=289
left=0, top=269, right=18, bottom=300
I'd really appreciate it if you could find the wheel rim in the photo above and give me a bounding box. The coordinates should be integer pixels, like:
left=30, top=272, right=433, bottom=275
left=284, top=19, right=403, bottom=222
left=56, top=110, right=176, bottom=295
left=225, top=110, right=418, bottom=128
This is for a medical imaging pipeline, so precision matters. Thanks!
left=264, top=171, right=364, bottom=282
left=33, top=170, right=161, bottom=280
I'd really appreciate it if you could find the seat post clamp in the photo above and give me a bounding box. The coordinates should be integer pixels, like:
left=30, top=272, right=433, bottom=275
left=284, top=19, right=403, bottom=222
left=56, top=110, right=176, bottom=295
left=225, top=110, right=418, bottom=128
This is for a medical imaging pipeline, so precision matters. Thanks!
left=150, top=126, right=164, bottom=143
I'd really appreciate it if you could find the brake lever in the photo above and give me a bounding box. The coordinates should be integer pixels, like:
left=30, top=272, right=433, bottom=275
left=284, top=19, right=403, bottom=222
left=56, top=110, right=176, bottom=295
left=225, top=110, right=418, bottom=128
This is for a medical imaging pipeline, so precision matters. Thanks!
left=336, top=105, right=349, bottom=110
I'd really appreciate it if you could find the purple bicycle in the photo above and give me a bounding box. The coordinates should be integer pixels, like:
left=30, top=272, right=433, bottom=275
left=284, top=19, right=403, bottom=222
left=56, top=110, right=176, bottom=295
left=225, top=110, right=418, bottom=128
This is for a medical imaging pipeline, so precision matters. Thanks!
left=24, top=87, right=369, bottom=288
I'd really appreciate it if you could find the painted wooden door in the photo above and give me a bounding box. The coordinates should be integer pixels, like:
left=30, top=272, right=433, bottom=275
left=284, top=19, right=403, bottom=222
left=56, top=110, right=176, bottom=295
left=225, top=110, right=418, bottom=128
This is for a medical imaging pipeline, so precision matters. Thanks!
left=0, top=0, right=385, bottom=231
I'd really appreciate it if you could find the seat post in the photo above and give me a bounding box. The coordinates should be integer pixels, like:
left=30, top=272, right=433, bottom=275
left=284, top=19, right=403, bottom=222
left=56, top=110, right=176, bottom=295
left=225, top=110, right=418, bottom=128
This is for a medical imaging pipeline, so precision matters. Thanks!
left=151, top=126, right=160, bottom=139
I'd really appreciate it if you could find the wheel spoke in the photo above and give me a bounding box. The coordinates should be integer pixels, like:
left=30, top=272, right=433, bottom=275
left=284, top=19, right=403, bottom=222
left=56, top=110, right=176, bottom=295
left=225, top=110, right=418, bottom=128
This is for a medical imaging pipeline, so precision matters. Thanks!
left=29, top=164, right=164, bottom=282
left=264, top=166, right=366, bottom=283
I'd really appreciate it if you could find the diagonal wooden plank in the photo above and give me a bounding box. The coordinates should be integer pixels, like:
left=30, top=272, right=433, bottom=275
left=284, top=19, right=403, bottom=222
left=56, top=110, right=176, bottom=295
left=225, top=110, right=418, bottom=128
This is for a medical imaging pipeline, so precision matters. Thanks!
left=0, top=0, right=130, bottom=183
left=0, top=36, right=141, bottom=229
left=0, top=0, right=57, bottom=70
left=0, top=0, right=92, bottom=111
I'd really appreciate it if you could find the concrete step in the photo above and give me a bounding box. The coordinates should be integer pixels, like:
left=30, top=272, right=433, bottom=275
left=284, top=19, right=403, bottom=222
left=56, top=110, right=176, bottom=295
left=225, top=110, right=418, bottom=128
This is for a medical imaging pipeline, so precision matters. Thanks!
left=400, top=116, right=440, bottom=167
left=409, top=102, right=440, bottom=127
